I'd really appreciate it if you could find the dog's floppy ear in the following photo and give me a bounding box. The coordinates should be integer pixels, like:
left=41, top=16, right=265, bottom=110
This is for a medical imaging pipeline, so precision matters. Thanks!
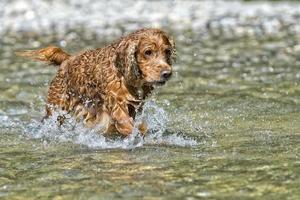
left=115, top=40, right=140, bottom=80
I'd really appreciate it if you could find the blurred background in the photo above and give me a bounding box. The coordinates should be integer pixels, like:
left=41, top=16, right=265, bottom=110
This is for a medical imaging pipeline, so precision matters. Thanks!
left=0, top=0, right=300, bottom=199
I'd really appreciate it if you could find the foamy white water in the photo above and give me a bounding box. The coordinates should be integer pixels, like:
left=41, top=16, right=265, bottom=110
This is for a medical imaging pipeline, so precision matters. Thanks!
left=22, top=100, right=197, bottom=149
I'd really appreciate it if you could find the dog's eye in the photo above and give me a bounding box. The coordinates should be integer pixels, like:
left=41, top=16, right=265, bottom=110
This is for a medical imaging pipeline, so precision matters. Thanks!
left=165, top=48, right=171, bottom=56
left=144, top=50, right=153, bottom=56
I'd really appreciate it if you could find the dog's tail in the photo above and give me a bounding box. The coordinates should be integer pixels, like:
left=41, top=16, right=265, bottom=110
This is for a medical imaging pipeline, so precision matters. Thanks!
left=16, top=46, right=71, bottom=66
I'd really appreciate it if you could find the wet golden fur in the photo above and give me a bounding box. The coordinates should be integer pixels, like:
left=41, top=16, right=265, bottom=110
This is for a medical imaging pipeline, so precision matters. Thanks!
left=17, top=28, right=176, bottom=136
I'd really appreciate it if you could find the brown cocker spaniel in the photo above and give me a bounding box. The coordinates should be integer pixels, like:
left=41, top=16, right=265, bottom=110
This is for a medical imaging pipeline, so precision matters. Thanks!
left=17, top=28, right=176, bottom=136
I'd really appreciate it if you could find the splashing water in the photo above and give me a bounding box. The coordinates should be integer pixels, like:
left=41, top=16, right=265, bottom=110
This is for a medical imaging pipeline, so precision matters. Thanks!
left=22, top=100, right=197, bottom=149
left=1, top=1, right=300, bottom=199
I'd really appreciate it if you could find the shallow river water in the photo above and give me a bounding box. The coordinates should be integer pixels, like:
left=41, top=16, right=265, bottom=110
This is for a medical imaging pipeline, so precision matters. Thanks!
left=0, top=0, right=300, bottom=199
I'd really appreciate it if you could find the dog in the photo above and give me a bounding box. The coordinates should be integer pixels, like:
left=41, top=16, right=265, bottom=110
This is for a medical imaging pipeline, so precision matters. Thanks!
left=17, top=28, right=176, bottom=136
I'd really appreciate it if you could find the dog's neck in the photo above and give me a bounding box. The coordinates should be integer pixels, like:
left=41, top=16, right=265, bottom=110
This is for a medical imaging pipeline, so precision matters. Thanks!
left=123, top=78, right=144, bottom=101
left=125, top=80, right=154, bottom=102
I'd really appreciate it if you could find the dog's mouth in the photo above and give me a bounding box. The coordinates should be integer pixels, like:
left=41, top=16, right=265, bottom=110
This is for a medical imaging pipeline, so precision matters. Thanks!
left=147, top=80, right=166, bottom=86
left=156, top=80, right=166, bottom=86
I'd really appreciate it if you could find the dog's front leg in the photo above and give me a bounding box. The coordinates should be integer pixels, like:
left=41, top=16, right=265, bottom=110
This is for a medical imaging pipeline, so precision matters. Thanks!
left=138, top=121, right=148, bottom=135
left=111, top=105, right=134, bottom=136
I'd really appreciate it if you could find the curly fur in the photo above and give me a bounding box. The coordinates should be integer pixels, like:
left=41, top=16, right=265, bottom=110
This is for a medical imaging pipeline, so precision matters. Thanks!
left=17, top=28, right=176, bottom=136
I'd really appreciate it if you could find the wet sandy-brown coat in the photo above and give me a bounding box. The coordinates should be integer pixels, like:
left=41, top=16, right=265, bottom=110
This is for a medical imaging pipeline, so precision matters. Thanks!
left=18, top=28, right=176, bottom=136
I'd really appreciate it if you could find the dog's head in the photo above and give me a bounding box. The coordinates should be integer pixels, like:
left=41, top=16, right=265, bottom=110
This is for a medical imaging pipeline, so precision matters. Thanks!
left=115, top=28, right=176, bottom=86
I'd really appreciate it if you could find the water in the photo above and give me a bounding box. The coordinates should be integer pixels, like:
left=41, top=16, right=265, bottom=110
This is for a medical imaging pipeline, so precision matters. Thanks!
left=1, top=0, right=300, bottom=199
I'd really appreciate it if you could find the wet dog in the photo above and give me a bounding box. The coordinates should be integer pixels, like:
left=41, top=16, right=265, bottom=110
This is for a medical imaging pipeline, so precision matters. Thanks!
left=17, top=28, right=176, bottom=136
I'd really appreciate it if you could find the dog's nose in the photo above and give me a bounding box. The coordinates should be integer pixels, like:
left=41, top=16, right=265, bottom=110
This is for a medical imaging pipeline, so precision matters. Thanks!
left=161, top=70, right=172, bottom=80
